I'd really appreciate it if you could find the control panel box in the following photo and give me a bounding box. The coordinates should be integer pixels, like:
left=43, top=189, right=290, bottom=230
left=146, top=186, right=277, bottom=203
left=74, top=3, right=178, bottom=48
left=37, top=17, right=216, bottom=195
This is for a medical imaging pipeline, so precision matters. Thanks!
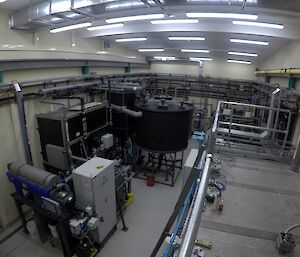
left=72, top=157, right=116, bottom=243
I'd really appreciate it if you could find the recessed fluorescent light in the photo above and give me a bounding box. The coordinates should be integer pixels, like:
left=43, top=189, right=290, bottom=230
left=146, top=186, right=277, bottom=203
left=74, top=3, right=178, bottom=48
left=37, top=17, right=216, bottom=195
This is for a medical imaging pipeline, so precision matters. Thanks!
left=232, top=21, right=284, bottom=29
left=97, top=51, right=109, bottom=54
left=106, top=2, right=143, bottom=10
left=230, top=38, right=269, bottom=46
left=127, top=56, right=137, bottom=59
left=87, top=23, right=124, bottom=31
left=51, top=17, right=63, bottom=21
left=189, top=57, right=212, bottom=61
left=151, top=19, right=198, bottom=24
left=168, top=36, right=205, bottom=41
left=227, top=59, right=251, bottom=65
left=138, top=49, right=164, bottom=52
left=228, top=51, right=258, bottom=57
left=186, top=13, right=258, bottom=20
left=116, top=37, right=147, bottom=42
left=154, top=56, right=176, bottom=60
left=50, top=22, right=91, bottom=33
left=66, top=13, right=80, bottom=18
left=0, top=0, right=7, bottom=2
left=181, top=49, right=210, bottom=53
left=106, top=14, right=165, bottom=23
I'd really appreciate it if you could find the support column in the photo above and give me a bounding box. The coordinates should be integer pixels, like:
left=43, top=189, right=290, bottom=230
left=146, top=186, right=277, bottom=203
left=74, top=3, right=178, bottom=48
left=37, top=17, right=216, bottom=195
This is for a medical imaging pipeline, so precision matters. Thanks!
left=288, top=77, right=297, bottom=90
left=125, top=63, right=131, bottom=73
left=81, top=65, right=90, bottom=75
left=0, top=70, right=3, bottom=84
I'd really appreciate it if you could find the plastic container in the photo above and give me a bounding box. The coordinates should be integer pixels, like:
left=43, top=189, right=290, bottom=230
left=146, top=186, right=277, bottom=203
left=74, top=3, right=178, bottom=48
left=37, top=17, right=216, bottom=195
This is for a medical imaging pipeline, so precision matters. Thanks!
left=146, top=175, right=155, bottom=187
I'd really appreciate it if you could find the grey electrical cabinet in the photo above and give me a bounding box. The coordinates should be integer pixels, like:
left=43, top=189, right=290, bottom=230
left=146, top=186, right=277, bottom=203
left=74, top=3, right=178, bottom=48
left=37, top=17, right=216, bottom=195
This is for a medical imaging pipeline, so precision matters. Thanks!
left=72, top=157, right=116, bottom=243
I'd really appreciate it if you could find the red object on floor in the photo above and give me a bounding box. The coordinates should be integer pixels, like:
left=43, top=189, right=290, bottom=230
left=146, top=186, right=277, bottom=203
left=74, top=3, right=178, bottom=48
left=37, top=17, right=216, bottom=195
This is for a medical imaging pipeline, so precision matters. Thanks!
left=147, top=175, right=155, bottom=187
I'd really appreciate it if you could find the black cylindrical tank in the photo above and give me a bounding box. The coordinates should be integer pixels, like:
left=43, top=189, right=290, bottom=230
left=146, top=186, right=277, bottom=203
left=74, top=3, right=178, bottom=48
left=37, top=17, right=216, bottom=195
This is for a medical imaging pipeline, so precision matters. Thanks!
left=108, top=90, right=136, bottom=139
left=135, top=99, right=193, bottom=153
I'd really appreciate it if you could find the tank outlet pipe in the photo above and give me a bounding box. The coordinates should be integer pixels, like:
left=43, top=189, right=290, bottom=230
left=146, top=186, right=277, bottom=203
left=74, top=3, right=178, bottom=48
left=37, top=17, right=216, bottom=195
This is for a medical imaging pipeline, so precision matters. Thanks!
left=177, top=154, right=212, bottom=257
left=111, top=104, right=143, bottom=118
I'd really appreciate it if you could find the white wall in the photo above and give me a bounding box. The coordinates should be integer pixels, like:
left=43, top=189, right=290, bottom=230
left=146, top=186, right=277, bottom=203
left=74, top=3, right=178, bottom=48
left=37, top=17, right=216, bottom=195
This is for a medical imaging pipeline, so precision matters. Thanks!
left=259, top=40, right=300, bottom=90
left=135, top=60, right=257, bottom=80
left=2, top=66, right=128, bottom=84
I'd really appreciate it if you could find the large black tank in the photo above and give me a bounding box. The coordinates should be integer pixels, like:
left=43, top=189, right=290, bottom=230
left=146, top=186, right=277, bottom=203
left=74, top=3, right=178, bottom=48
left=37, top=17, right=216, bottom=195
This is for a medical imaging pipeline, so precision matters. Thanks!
left=108, top=90, right=136, bottom=139
left=135, top=99, right=193, bottom=153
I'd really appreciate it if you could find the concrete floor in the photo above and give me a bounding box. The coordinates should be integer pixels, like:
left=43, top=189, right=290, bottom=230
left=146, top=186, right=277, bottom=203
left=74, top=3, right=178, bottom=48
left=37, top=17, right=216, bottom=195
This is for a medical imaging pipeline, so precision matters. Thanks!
left=1, top=139, right=300, bottom=257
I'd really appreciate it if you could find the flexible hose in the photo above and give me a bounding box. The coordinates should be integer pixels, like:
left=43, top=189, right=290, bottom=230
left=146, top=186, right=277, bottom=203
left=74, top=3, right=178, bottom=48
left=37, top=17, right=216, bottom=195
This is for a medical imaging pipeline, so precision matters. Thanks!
left=285, top=223, right=300, bottom=234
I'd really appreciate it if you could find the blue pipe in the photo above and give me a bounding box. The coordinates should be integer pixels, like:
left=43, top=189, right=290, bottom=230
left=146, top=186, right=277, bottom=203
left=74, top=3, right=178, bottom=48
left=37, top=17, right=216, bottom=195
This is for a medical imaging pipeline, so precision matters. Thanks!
left=162, top=182, right=196, bottom=257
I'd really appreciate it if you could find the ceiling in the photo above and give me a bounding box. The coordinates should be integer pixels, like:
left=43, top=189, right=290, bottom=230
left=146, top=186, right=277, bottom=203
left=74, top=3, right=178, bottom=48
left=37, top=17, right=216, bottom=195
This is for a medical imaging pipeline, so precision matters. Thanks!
left=2, top=0, right=300, bottom=66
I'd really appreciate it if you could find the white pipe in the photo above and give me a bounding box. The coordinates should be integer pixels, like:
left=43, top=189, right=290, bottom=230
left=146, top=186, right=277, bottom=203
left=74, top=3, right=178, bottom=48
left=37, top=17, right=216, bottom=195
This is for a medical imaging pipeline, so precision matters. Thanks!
left=111, top=104, right=143, bottom=118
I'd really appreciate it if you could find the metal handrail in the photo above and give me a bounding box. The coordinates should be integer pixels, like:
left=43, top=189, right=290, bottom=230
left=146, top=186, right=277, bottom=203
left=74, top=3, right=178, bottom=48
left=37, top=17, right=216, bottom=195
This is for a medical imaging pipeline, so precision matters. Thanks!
left=177, top=154, right=212, bottom=257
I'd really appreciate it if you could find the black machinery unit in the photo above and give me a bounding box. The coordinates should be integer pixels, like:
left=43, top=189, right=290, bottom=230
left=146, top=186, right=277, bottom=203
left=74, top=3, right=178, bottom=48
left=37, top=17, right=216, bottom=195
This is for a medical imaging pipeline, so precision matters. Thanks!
left=108, top=90, right=136, bottom=142
left=37, top=102, right=108, bottom=172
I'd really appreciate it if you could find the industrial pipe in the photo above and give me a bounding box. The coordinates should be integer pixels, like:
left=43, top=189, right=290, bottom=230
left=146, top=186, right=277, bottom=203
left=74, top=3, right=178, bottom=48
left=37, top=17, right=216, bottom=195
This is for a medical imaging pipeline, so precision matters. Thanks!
left=8, top=162, right=60, bottom=190
left=255, top=69, right=300, bottom=75
left=290, top=140, right=300, bottom=172
left=177, top=154, right=212, bottom=257
left=111, top=104, right=143, bottom=118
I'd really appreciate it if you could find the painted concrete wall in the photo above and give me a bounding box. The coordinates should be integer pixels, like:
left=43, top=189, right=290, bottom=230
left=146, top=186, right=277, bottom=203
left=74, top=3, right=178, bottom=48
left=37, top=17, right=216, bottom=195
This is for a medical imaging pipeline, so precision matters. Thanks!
left=259, top=40, right=300, bottom=90
left=135, top=60, right=257, bottom=80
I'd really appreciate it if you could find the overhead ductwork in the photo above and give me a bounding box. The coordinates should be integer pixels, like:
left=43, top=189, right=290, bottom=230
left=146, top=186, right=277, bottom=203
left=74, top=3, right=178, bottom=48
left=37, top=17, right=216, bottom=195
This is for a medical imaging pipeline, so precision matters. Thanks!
left=9, top=0, right=161, bottom=30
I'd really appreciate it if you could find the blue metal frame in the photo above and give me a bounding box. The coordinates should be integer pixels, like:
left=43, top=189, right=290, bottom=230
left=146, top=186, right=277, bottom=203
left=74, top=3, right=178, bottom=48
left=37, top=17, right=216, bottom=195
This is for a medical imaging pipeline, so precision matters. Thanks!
left=7, top=171, right=52, bottom=198
left=162, top=182, right=196, bottom=257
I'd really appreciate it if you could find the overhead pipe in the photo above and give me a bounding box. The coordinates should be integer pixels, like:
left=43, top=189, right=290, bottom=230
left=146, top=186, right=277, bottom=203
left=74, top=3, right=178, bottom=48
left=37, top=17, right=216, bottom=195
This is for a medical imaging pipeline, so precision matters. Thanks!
left=111, top=104, right=143, bottom=118
left=39, top=82, right=98, bottom=95
left=255, top=69, right=300, bottom=75
left=266, top=88, right=281, bottom=135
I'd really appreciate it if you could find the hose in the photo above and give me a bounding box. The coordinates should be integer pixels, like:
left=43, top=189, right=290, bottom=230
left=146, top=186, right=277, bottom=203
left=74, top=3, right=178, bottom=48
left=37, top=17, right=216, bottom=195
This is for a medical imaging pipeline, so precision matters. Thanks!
left=284, top=223, right=300, bottom=234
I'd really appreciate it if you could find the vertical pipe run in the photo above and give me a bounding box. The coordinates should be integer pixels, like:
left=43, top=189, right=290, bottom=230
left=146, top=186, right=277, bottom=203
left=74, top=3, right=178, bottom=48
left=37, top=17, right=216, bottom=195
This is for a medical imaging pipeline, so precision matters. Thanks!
left=13, top=82, right=32, bottom=164
left=177, top=154, right=212, bottom=257
left=291, top=139, right=300, bottom=172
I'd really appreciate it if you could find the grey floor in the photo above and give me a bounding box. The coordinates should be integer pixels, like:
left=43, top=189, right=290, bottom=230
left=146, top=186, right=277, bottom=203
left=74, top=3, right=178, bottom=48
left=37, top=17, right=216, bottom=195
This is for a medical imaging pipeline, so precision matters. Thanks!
left=1, top=139, right=300, bottom=257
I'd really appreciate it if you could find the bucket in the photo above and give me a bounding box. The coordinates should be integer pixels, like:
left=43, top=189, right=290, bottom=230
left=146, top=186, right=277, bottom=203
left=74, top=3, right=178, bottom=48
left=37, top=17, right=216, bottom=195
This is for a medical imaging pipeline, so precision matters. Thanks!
left=146, top=175, right=155, bottom=187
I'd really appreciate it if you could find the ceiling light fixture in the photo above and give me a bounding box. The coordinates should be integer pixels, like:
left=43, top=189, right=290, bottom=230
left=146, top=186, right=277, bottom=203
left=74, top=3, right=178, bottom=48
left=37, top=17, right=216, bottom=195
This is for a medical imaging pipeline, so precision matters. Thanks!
left=151, top=19, right=199, bottom=24
left=232, top=21, right=284, bottom=29
left=116, top=37, right=147, bottom=42
left=168, top=36, right=205, bottom=41
left=50, top=22, right=91, bottom=33
left=186, top=13, right=258, bottom=20
left=230, top=38, right=269, bottom=45
left=228, top=51, right=258, bottom=57
left=181, top=49, right=210, bottom=53
left=189, top=57, right=213, bottom=61
left=106, top=14, right=165, bottom=23
left=154, top=56, right=176, bottom=61
left=0, top=0, right=7, bottom=2
left=66, top=13, right=80, bottom=18
left=138, top=49, right=164, bottom=52
left=87, top=23, right=124, bottom=31
left=227, top=59, right=251, bottom=64
left=127, top=56, right=137, bottom=59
